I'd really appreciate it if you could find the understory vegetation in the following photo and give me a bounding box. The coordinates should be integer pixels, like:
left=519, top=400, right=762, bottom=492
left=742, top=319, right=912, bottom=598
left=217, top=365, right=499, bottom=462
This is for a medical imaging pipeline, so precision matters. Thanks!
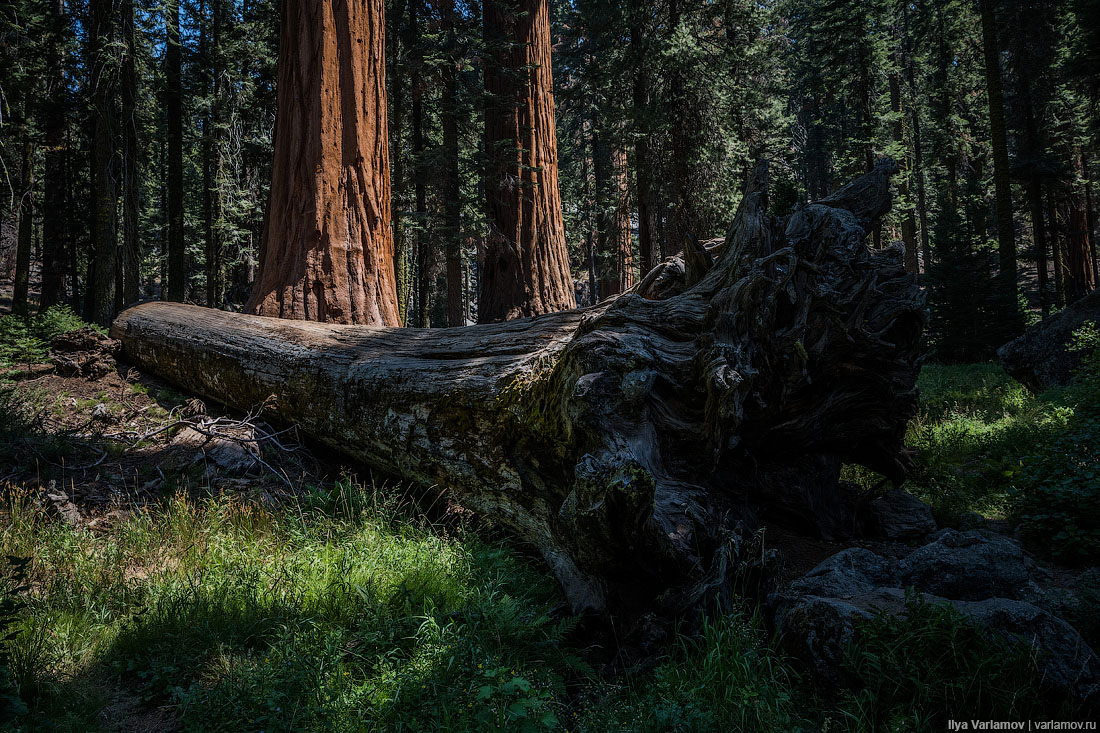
left=0, top=311, right=1095, bottom=731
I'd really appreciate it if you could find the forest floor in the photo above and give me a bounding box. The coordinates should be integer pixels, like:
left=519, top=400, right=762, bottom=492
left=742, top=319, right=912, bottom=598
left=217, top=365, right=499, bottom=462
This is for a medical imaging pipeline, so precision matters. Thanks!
left=0, top=309, right=1097, bottom=731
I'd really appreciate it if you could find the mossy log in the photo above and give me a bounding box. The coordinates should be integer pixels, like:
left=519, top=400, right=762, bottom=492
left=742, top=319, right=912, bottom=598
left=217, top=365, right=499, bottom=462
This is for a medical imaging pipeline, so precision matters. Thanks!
left=110, top=161, right=924, bottom=617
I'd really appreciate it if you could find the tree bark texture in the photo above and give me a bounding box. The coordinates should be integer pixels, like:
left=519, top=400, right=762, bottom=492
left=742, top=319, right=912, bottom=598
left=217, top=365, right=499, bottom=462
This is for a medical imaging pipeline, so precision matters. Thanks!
left=598, top=146, right=634, bottom=296
left=442, top=0, right=464, bottom=327
left=13, top=138, right=33, bottom=317
left=479, top=0, right=575, bottom=323
left=630, top=9, right=658, bottom=278
left=121, top=0, right=141, bottom=308
left=91, top=0, right=120, bottom=327
left=113, top=162, right=923, bottom=618
left=246, top=0, right=401, bottom=326
left=166, top=0, right=186, bottom=303
left=1067, top=152, right=1096, bottom=299
left=979, top=0, right=1019, bottom=326
left=39, top=0, right=69, bottom=311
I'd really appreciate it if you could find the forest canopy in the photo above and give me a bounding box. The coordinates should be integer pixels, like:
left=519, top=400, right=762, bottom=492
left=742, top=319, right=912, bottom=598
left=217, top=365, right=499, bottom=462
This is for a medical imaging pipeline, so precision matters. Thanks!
left=1, top=0, right=1097, bottom=356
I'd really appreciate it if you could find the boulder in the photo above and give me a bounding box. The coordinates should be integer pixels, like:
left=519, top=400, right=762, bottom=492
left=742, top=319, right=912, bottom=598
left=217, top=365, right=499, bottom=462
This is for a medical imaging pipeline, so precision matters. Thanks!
left=899, top=529, right=1046, bottom=602
left=954, top=597, right=1100, bottom=704
left=862, top=489, right=936, bottom=540
left=998, top=288, right=1100, bottom=392
left=770, top=531, right=1097, bottom=704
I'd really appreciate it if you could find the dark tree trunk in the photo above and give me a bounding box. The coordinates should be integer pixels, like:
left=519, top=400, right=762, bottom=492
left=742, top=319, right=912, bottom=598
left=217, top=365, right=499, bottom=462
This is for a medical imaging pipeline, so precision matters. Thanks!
left=13, top=138, right=33, bottom=317
left=1085, top=150, right=1100, bottom=287
left=630, top=9, right=657, bottom=278
left=442, top=0, right=464, bottom=327
left=479, top=0, right=575, bottom=322
left=1050, top=186, right=1067, bottom=308
left=594, top=125, right=610, bottom=295
left=1067, top=152, right=1095, bottom=299
left=166, top=0, right=186, bottom=302
left=1030, top=179, right=1050, bottom=316
left=202, top=0, right=227, bottom=307
left=889, top=71, right=918, bottom=275
left=389, top=0, right=408, bottom=324
left=901, top=2, right=931, bottom=275
left=90, top=0, right=120, bottom=327
left=667, top=0, right=697, bottom=252
left=113, top=161, right=924, bottom=619
left=581, top=119, right=598, bottom=305
left=979, top=0, right=1019, bottom=328
left=246, top=0, right=401, bottom=326
left=597, top=145, right=633, bottom=297
left=411, top=0, right=431, bottom=328
left=40, top=0, right=69, bottom=311
left=121, top=0, right=141, bottom=308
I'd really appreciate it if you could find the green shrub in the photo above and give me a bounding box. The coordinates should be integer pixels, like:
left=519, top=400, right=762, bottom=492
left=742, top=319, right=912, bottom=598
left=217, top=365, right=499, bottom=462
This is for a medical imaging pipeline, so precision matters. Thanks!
left=1010, top=322, right=1100, bottom=562
left=0, top=305, right=97, bottom=373
left=898, top=363, right=1069, bottom=521
left=838, top=591, right=1046, bottom=730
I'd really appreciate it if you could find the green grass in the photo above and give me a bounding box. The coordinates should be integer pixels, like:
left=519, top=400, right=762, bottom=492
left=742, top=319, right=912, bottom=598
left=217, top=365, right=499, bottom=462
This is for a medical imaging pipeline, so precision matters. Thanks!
left=873, top=363, right=1072, bottom=521
left=0, top=338, right=1089, bottom=730
left=3, top=480, right=584, bottom=731
left=0, top=474, right=1066, bottom=732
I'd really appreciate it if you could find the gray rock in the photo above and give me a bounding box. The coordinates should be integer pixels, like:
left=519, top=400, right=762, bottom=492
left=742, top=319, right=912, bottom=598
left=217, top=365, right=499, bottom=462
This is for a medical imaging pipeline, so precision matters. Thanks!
left=865, top=489, right=936, bottom=540
left=772, top=594, right=871, bottom=684
left=771, top=532, right=1100, bottom=705
left=899, top=529, right=1042, bottom=601
left=790, top=548, right=898, bottom=598
left=954, top=597, right=1100, bottom=704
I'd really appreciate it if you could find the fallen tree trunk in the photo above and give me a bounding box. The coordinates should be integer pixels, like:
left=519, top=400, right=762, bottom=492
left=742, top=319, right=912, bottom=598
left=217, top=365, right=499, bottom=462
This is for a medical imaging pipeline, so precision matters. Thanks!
left=998, top=288, right=1100, bottom=392
left=111, top=161, right=924, bottom=617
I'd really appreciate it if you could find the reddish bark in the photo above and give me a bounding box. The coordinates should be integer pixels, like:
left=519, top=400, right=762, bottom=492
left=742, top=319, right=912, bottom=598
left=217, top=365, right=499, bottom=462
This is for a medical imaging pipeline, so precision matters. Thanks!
left=599, top=147, right=634, bottom=296
left=247, top=0, right=400, bottom=326
left=479, top=0, right=575, bottom=323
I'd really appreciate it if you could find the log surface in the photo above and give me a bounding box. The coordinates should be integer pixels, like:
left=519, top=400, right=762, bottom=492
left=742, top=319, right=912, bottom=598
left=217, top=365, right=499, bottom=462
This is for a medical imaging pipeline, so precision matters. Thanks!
left=112, top=161, right=925, bottom=617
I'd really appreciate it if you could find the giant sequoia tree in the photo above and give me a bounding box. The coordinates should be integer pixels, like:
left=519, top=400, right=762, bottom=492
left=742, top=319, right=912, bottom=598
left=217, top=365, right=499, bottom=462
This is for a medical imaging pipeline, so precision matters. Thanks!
left=245, top=0, right=401, bottom=326
left=479, top=0, right=575, bottom=323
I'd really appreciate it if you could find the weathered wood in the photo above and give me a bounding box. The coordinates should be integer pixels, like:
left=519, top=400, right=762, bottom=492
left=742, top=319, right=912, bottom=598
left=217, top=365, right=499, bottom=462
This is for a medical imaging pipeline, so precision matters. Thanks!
left=999, top=287, right=1100, bottom=392
left=111, top=161, right=925, bottom=617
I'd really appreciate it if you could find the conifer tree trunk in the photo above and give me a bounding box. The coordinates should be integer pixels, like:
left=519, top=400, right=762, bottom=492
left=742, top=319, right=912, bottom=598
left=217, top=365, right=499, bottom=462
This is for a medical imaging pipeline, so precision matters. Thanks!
left=1030, top=179, right=1050, bottom=314
left=1083, top=149, right=1099, bottom=287
left=411, top=0, right=431, bottom=328
left=479, top=0, right=575, bottom=322
left=889, top=71, right=918, bottom=275
left=597, top=145, right=633, bottom=296
left=121, top=0, right=141, bottom=308
left=40, top=0, right=69, bottom=311
left=202, top=0, right=226, bottom=308
left=246, top=0, right=401, bottom=326
left=1050, top=187, right=1067, bottom=308
left=630, top=10, right=657, bottom=278
left=979, top=0, right=1019, bottom=326
left=1067, top=151, right=1095, bottom=298
left=389, top=0, right=409, bottom=324
left=12, top=138, right=33, bottom=317
left=166, top=0, right=186, bottom=302
left=90, top=0, right=120, bottom=327
left=442, top=0, right=464, bottom=327
left=666, top=0, right=696, bottom=252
